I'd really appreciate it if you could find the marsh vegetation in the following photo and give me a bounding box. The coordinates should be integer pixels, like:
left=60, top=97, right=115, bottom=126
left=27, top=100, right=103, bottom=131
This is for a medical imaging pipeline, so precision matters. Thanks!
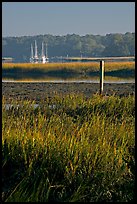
left=2, top=61, right=135, bottom=81
left=2, top=93, right=135, bottom=202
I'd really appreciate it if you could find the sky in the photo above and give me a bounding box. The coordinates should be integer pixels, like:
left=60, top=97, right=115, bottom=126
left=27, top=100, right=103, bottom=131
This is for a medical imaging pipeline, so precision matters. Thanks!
left=2, top=2, right=135, bottom=37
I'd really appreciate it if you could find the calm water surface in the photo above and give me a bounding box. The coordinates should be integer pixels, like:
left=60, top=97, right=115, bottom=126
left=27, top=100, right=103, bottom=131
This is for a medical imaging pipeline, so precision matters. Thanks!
left=2, top=79, right=135, bottom=84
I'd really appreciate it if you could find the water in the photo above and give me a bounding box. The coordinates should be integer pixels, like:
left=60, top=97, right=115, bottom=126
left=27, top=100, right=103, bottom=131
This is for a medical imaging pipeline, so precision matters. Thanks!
left=3, top=103, right=56, bottom=111
left=3, top=104, right=39, bottom=111
left=2, top=79, right=135, bottom=84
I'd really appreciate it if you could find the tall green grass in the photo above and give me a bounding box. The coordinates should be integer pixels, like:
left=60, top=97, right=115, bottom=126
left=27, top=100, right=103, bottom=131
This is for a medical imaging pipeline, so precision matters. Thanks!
left=2, top=94, right=135, bottom=202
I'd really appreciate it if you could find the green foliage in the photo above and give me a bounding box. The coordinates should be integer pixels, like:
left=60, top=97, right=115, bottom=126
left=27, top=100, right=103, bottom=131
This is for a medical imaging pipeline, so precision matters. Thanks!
left=102, top=33, right=135, bottom=57
left=2, top=33, right=135, bottom=62
left=2, top=94, right=135, bottom=202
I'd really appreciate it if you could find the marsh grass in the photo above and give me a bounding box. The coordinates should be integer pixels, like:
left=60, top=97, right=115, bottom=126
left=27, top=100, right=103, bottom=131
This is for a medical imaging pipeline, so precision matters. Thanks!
left=2, top=61, right=135, bottom=70
left=2, top=62, right=135, bottom=81
left=2, top=94, right=135, bottom=202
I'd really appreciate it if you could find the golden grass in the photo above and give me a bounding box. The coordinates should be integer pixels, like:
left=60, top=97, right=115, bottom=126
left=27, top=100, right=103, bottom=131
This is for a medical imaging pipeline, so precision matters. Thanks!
left=2, top=61, right=135, bottom=72
left=2, top=94, right=135, bottom=202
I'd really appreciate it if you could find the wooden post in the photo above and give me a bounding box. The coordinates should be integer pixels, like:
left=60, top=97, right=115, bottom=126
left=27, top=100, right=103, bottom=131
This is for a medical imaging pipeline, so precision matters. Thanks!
left=100, top=60, right=104, bottom=95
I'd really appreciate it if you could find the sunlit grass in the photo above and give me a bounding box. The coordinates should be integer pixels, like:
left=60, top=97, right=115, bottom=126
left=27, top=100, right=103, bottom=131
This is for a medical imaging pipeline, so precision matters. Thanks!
left=2, top=61, right=135, bottom=71
left=2, top=61, right=135, bottom=82
left=2, top=94, right=135, bottom=202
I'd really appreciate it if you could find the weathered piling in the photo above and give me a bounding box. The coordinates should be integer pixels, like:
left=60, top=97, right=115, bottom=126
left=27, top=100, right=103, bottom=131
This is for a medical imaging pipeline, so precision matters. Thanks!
left=100, top=60, right=104, bottom=95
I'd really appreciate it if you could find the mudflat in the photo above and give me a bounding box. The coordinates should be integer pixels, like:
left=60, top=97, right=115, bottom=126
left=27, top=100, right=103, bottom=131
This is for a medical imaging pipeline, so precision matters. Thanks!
left=2, top=82, right=135, bottom=102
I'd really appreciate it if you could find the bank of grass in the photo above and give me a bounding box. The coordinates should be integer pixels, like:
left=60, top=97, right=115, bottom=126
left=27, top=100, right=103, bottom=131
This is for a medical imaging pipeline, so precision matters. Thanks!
left=2, top=61, right=135, bottom=71
left=2, top=61, right=135, bottom=80
left=2, top=93, right=135, bottom=202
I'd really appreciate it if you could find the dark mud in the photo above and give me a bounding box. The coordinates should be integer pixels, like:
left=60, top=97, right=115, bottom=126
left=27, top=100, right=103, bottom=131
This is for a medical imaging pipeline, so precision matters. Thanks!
left=2, top=82, right=135, bottom=103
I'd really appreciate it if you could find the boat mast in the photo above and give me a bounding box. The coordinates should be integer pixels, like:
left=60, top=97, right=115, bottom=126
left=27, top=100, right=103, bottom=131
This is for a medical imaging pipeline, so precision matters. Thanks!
left=34, top=40, right=39, bottom=63
left=41, top=42, right=45, bottom=57
left=30, top=43, right=34, bottom=63
left=34, top=40, right=38, bottom=58
left=41, top=42, right=46, bottom=63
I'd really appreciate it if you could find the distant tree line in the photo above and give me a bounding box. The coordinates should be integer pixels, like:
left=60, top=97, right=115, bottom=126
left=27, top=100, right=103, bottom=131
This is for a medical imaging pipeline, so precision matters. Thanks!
left=2, top=32, right=135, bottom=62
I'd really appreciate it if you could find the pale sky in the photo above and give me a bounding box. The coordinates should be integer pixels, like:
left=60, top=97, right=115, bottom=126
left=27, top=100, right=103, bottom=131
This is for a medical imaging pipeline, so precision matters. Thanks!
left=2, top=2, right=135, bottom=37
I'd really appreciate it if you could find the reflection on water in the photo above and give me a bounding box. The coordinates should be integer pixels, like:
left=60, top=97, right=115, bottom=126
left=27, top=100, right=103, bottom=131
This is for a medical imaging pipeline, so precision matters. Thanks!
left=3, top=104, right=39, bottom=111
left=3, top=103, right=56, bottom=111
left=2, top=78, right=135, bottom=84
left=2, top=70, right=135, bottom=83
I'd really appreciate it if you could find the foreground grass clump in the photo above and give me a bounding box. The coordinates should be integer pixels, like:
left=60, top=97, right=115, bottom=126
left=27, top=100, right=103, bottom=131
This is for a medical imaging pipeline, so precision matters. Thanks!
left=2, top=94, right=135, bottom=202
